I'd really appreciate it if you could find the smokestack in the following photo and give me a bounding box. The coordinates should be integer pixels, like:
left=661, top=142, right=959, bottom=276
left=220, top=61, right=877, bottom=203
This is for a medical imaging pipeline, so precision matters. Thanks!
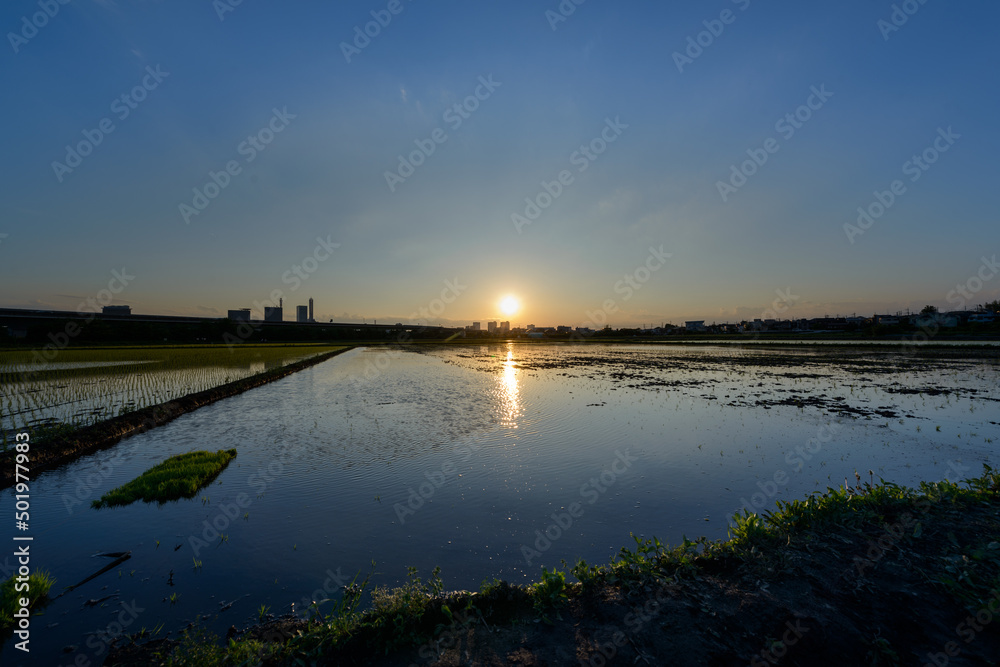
left=309, top=297, right=314, bottom=322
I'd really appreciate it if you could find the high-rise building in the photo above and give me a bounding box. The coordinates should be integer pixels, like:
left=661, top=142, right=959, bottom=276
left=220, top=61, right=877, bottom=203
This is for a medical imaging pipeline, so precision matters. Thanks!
left=488, top=321, right=497, bottom=333
left=500, top=321, right=510, bottom=333
left=264, top=307, right=283, bottom=322
left=471, top=322, right=481, bottom=331
left=308, top=298, right=314, bottom=322
left=296, top=305, right=308, bottom=322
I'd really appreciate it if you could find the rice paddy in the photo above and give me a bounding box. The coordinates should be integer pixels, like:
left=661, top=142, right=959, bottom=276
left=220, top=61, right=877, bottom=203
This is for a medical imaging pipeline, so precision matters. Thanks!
left=92, top=449, right=238, bottom=508
left=0, top=344, right=347, bottom=445
left=3, top=342, right=998, bottom=665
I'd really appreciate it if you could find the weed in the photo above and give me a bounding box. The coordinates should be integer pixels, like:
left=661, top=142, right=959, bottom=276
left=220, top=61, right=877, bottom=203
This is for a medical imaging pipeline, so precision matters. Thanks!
left=530, top=567, right=568, bottom=623
left=0, top=570, right=54, bottom=631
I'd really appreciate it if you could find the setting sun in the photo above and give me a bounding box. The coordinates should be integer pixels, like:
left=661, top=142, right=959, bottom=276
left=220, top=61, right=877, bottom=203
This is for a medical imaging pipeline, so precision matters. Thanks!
left=499, top=295, right=520, bottom=317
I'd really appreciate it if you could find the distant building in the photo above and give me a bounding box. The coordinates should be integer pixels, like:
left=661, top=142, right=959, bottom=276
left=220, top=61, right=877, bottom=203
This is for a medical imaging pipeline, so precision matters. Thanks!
left=526, top=324, right=535, bottom=330
left=264, top=306, right=283, bottom=322
left=102, top=305, right=131, bottom=316
left=685, top=320, right=706, bottom=332
left=308, top=298, right=314, bottom=322
left=488, top=321, right=498, bottom=333
left=500, top=321, right=510, bottom=334
left=914, top=313, right=958, bottom=328
left=296, top=305, right=308, bottom=323
left=471, top=322, right=481, bottom=331
left=228, top=308, right=251, bottom=321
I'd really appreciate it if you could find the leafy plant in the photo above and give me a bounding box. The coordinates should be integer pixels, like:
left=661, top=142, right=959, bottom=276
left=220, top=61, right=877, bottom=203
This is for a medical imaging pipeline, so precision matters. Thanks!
left=531, top=567, right=567, bottom=622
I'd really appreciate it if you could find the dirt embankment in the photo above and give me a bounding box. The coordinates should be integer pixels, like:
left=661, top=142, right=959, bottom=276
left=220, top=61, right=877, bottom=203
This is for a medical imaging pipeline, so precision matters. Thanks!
left=0, top=348, right=352, bottom=488
left=107, top=475, right=1000, bottom=666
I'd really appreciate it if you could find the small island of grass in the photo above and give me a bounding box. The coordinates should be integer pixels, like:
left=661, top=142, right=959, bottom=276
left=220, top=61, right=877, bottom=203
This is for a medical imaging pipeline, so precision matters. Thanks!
left=92, top=449, right=237, bottom=508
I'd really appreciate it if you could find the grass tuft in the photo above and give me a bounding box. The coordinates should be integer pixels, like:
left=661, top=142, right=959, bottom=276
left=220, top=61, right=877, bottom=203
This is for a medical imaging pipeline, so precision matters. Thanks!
left=92, top=449, right=237, bottom=508
left=0, top=570, right=54, bottom=631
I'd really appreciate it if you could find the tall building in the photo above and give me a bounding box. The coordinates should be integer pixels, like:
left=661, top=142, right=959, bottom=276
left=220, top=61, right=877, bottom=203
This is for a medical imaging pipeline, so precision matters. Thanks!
left=308, top=298, right=314, bottom=322
left=296, top=305, right=308, bottom=323
left=264, top=306, right=283, bottom=322
left=500, top=321, right=510, bottom=334
left=488, top=321, right=498, bottom=333
left=471, top=322, right=481, bottom=331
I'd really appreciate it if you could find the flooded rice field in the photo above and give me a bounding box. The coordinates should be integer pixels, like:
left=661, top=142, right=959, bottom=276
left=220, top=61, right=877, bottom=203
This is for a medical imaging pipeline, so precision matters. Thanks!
left=0, top=346, right=341, bottom=437
left=3, top=343, right=998, bottom=665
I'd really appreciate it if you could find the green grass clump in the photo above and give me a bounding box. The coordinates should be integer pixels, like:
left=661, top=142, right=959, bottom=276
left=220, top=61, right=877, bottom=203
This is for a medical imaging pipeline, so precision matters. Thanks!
left=531, top=567, right=568, bottom=623
left=0, top=570, right=54, bottom=631
left=92, top=449, right=237, bottom=508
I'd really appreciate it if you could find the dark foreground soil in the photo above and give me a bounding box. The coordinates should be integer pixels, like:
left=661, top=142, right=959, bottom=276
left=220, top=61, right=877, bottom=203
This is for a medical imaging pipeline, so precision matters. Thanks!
left=0, top=348, right=351, bottom=489
left=107, top=479, right=1000, bottom=667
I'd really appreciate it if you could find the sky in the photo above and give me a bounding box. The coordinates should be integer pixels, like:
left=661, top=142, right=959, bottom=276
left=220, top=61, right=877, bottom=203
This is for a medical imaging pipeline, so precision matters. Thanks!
left=1, top=0, right=998, bottom=328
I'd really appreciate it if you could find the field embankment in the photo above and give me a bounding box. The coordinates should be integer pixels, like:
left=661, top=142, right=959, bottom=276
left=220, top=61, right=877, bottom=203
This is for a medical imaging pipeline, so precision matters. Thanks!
left=106, top=468, right=1000, bottom=666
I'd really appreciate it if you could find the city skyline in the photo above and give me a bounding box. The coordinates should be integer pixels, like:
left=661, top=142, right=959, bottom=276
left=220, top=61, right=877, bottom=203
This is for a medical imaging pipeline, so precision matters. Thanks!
left=1, top=1, right=998, bottom=328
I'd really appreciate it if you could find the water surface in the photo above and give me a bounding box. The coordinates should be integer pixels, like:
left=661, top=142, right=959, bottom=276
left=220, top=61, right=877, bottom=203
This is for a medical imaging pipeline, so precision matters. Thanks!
left=3, top=343, right=997, bottom=666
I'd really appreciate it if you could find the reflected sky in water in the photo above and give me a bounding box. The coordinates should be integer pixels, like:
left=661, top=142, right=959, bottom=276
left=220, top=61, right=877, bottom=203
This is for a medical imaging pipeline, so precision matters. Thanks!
left=3, top=343, right=998, bottom=666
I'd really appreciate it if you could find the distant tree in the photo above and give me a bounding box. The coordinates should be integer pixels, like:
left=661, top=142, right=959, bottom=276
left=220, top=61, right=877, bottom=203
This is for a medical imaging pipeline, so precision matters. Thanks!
left=981, top=300, right=1000, bottom=314
left=920, top=305, right=938, bottom=315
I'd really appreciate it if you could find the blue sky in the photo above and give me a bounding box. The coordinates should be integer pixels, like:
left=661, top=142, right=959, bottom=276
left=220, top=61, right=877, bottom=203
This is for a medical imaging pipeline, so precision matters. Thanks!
left=1, top=0, right=998, bottom=327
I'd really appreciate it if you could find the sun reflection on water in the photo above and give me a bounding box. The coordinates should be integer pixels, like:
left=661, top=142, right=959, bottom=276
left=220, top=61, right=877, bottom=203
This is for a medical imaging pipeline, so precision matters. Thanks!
left=496, top=345, right=521, bottom=427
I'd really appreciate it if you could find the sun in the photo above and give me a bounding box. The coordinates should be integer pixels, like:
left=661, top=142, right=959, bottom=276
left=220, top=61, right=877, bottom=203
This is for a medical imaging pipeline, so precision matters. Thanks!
left=499, top=295, right=520, bottom=317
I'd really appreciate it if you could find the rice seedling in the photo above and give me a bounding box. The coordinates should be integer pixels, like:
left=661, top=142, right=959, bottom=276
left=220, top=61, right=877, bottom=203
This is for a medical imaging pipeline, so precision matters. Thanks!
left=92, top=449, right=237, bottom=508
left=1, top=344, right=347, bottom=442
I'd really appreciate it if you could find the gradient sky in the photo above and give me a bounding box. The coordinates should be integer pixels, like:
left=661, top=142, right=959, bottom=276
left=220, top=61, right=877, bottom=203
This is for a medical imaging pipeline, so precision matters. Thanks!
left=1, top=0, right=998, bottom=328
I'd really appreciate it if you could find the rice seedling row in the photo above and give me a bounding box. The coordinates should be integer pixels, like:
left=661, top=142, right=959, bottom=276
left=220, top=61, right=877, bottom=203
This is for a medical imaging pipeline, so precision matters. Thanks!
left=0, top=345, right=345, bottom=445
